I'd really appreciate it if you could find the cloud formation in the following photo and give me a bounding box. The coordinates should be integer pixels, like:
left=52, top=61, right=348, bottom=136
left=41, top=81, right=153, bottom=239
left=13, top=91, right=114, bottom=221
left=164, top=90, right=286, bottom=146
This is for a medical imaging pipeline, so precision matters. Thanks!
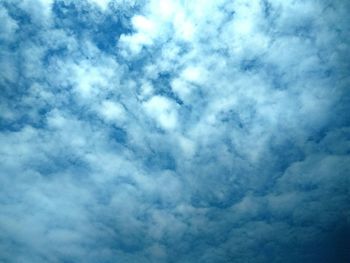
left=0, top=0, right=349, bottom=262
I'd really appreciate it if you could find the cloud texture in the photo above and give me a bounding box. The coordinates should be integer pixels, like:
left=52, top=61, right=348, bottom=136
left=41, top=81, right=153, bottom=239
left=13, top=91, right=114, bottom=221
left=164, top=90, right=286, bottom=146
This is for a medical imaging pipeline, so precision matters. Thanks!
left=0, top=0, right=349, bottom=262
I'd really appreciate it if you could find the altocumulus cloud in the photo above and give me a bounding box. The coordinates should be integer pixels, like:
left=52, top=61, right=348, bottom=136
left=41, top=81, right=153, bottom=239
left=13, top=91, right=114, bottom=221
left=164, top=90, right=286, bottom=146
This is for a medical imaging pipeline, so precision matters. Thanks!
left=0, top=0, right=349, bottom=262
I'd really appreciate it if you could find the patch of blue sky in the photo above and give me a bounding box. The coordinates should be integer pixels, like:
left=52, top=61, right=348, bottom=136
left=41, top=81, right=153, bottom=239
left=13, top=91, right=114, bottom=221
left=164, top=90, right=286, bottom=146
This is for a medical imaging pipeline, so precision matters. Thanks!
left=52, top=1, right=133, bottom=54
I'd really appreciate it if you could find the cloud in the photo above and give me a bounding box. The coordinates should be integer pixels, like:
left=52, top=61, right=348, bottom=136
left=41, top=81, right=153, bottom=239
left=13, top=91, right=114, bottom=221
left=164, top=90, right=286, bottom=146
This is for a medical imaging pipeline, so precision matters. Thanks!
left=0, top=0, right=349, bottom=262
left=143, top=95, right=179, bottom=130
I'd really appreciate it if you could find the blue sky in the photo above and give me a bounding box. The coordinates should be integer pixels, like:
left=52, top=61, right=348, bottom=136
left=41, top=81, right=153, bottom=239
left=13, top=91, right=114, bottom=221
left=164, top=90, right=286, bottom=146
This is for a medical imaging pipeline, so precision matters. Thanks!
left=0, top=0, right=349, bottom=262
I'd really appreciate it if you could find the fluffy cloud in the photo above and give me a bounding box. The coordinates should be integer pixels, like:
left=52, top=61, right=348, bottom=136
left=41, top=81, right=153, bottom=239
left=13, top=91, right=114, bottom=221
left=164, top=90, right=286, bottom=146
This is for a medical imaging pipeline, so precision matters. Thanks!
left=0, top=0, right=349, bottom=262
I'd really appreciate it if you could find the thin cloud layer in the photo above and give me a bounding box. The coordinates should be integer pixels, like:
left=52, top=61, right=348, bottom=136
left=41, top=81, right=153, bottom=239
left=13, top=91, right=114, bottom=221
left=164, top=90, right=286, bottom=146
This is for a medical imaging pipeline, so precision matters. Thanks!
left=0, top=0, right=349, bottom=262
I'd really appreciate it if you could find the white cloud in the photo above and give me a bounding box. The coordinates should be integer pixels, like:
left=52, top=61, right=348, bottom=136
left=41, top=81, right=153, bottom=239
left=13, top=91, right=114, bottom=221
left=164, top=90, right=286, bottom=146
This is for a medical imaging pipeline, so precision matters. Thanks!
left=88, top=0, right=111, bottom=10
left=0, top=0, right=349, bottom=262
left=18, top=0, right=54, bottom=25
left=143, top=95, right=179, bottom=130
left=119, top=15, right=159, bottom=55
left=98, top=100, right=125, bottom=123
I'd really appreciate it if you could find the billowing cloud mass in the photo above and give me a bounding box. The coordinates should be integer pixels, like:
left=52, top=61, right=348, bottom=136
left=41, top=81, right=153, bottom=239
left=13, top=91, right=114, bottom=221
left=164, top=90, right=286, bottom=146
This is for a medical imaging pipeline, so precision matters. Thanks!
left=0, top=0, right=349, bottom=262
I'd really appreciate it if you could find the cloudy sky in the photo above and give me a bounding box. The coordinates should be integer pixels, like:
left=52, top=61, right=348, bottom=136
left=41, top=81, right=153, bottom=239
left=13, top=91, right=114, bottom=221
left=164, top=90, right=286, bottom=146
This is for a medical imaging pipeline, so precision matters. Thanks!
left=0, top=0, right=349, bottom=262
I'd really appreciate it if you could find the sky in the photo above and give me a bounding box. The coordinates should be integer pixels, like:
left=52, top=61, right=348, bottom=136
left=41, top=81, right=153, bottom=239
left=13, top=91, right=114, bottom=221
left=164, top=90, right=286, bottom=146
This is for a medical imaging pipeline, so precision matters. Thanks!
left=0, top=0, right=349, bottom=262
